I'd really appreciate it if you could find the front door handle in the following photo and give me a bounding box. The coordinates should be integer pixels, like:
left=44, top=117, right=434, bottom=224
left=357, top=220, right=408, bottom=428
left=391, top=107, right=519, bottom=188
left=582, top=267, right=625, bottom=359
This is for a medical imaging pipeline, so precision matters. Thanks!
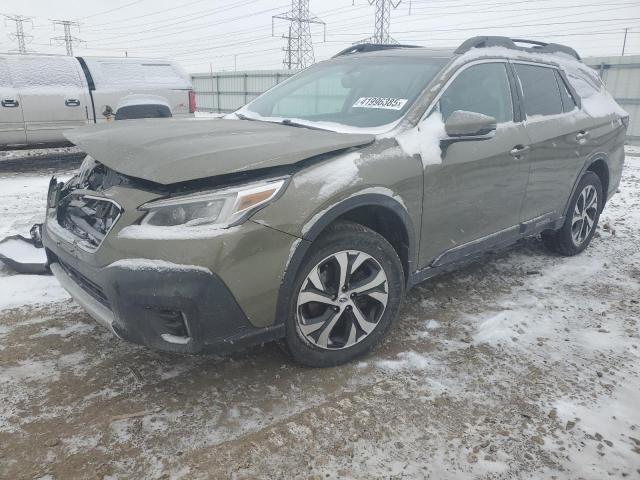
left=575, top=131, right=589, bottom=143
left=509, top=145, right=530, bottom=159
left=65, top=99, right=81, bottom=107
left=1, top=99, right=19, bottom=107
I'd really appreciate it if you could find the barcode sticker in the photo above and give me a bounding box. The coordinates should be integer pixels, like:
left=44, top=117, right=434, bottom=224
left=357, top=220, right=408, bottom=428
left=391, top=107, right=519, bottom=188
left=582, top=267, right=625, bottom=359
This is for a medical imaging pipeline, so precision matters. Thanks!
left=352, top=97, right=408, bottom=110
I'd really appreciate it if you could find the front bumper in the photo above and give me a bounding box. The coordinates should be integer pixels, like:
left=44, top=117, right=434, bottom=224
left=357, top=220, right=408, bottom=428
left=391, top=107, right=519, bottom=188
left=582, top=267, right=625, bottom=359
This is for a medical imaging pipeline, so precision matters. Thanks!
left=43, top=215, right=294, bottom=354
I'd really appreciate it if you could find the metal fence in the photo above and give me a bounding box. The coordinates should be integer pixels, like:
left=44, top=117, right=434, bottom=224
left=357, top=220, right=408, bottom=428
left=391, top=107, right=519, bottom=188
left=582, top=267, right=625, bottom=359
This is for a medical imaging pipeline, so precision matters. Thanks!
left=192, top=58, right=640, bottom=145
left=587, top=55, right=640, bottom=145
left=191, top=70, right=297, bottom=114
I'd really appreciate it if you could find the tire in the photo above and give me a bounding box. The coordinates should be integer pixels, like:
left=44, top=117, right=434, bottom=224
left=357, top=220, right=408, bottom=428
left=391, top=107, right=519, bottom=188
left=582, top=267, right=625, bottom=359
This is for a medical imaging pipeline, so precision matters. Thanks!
left=542, top=171, right=603, bottom=256
left=285, top=221, right=404, bottom=367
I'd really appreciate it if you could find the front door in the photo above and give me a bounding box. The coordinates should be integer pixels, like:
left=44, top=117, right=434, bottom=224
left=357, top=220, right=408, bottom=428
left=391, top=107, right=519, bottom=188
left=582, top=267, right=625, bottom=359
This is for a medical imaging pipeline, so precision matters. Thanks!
left=7, top=56, right=89, bottom=146
left=0, top=58, right=26, bottom=147
left=419, top=61, right=531, bottom=266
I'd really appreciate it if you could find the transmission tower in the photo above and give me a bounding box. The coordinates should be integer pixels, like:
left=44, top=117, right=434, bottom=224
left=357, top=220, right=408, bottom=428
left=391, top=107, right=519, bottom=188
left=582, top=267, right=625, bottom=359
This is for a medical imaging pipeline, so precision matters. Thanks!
left=362, top=0, right=403, bottom=45
left=51, top=19, right=83, bottom=56
left=3, top=14, right=34, bottom=54
left=273, top=0, right=325, bottom=70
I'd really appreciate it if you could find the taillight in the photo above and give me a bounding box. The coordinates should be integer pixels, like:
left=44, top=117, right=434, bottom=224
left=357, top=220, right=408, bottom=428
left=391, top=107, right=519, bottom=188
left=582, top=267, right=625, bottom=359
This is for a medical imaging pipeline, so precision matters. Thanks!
left=188, top=90, right=196, bottom=114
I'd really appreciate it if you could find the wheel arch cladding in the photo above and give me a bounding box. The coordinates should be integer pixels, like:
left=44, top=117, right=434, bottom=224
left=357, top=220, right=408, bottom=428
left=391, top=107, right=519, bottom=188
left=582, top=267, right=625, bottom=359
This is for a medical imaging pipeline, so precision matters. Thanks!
left=273, top=193, right=416, bottom=326
left=586, top=158, right=610, bottom=205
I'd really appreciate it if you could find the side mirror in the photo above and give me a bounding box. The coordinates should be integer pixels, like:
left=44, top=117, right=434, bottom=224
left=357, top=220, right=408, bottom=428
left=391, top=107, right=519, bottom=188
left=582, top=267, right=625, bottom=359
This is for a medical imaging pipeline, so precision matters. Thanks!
left=444, top=110, right=497, bottom=138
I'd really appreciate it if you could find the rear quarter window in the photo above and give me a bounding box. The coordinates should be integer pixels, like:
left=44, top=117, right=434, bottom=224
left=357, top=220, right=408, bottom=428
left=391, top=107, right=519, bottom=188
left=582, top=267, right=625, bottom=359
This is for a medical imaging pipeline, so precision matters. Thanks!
left=87, top=60, right=191, bottom=89
left=7, top=56, right=83, bottom=89
left=514, top=63, right=563, bottom=117
left=565, top=68, right=602, bottom=100
left=554, top=71, right=577, bottom=112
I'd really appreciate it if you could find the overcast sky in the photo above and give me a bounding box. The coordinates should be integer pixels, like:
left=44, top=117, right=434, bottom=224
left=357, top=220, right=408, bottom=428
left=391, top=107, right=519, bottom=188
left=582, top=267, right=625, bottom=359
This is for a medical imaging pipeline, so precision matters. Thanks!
left=1, top=0, right=639, bottom=72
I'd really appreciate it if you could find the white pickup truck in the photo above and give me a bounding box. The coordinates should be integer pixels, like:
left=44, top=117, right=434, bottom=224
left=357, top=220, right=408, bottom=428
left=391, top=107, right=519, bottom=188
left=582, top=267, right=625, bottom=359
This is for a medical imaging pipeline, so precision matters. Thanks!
left=0, top=54, right=194, bottom=149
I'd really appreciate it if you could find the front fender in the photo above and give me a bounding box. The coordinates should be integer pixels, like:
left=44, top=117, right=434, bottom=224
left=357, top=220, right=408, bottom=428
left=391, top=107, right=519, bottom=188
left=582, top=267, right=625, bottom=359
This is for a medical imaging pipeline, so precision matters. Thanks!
left=270, top=190, right=417, bottom=327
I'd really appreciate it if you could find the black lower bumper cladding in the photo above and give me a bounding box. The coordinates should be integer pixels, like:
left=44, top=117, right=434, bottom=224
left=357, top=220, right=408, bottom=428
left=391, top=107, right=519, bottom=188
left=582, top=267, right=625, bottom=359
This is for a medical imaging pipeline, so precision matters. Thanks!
left=45, top=242, right=283, bottom=354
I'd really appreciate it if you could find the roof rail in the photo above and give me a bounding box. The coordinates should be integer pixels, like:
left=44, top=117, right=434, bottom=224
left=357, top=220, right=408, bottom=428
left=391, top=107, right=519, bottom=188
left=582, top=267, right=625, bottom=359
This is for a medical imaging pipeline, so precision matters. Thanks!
left=332, top=43, right=422, bottom=58
left=454, top=36, right=581, bottom=61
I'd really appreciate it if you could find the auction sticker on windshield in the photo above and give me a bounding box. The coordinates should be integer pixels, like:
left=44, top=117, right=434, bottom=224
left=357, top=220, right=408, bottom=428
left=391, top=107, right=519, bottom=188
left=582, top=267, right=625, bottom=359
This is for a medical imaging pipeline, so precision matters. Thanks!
left=352, top=97, right=408, bottom=110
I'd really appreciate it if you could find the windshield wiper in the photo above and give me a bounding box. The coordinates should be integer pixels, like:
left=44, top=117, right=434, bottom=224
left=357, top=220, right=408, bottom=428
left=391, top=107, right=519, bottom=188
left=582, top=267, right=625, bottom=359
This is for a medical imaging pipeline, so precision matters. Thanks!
left=235, top=112, right=256, bottom=121
left=237, top=112, right=332, bottom=131
left=280, top=118, right=331, bottom=131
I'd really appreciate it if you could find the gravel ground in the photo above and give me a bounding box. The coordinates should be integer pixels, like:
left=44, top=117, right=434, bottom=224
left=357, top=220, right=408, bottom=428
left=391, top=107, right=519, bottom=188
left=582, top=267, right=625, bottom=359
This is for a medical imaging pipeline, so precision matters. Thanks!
left=0, top=151, right=638, bottom=479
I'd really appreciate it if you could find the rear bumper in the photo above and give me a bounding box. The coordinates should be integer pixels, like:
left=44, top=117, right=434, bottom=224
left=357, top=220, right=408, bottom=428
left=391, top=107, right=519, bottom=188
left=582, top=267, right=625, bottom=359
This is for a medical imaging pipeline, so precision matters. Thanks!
left=44, top=236, right=284, bottom=355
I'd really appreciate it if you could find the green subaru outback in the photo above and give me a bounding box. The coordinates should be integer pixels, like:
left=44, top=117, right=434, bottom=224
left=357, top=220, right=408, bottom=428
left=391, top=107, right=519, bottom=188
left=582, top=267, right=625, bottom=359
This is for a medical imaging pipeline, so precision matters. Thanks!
left=43, top=37, right=628, bottom=366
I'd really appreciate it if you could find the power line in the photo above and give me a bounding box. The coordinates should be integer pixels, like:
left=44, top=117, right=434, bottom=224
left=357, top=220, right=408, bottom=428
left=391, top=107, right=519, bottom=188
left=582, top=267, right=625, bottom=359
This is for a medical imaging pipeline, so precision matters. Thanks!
left=78, top=0, right=148, bottom=21
left=3, top=14, right=33, bottom=54
left=51, top=19, right=83, bottom=56
left=273, top=0, right=325, bottom=69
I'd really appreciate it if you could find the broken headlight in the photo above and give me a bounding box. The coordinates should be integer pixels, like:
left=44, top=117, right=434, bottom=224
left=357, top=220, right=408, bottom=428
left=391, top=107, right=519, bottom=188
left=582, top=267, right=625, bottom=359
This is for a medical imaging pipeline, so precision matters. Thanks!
left=139, top=177, right=288, bottom=228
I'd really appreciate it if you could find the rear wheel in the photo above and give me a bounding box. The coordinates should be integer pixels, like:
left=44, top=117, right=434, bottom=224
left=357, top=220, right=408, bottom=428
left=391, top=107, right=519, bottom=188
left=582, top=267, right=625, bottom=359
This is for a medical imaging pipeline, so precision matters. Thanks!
left=285, top=221, right=404, bottom=367
left=543, top=171, right=602, bottom=256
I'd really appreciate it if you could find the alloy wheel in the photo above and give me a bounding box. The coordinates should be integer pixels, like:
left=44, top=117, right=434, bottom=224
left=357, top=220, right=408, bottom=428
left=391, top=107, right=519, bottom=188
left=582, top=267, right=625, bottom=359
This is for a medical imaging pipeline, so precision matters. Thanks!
left=296, top=250, right=389, bottom=350
left=571, top=184, right=598, bottom=246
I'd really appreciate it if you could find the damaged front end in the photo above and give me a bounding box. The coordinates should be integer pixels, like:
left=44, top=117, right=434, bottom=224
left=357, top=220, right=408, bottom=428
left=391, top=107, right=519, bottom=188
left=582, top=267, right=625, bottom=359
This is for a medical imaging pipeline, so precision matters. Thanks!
left=47, top=157, right=131, bottom=252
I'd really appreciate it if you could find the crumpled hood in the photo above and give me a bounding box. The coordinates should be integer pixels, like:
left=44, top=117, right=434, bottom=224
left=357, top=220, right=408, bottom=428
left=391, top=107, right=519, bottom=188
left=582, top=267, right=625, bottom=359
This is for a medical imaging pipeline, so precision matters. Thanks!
left=65, top=118, right=375, bottom=185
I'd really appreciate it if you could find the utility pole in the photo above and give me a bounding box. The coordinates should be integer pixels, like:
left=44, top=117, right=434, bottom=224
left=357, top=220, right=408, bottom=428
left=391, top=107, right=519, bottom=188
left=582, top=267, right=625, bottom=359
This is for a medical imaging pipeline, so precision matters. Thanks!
left=3, top=14, right=33, bottom=54
left=51, top=19, right=83, bottom=56
left=273, top=0, right=325, bottom=70
left=621, top=28, right=628, bottom=56
left=361, top=0, right=403, bottom=45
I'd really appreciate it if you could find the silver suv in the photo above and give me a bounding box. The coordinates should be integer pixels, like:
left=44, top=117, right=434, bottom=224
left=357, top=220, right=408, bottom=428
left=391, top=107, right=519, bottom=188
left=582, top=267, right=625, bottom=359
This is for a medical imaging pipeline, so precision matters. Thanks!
left=43, top=37, right=628, bottom=366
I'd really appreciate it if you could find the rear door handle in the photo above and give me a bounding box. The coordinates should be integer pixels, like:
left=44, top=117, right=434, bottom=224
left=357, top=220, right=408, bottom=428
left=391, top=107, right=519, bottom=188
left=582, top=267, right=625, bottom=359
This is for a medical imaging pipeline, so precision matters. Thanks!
left=1, top=99, right=19, bottom=107
left=509, top=145, right=530, bottom=158
left=65, top=99, right=81, bottom=107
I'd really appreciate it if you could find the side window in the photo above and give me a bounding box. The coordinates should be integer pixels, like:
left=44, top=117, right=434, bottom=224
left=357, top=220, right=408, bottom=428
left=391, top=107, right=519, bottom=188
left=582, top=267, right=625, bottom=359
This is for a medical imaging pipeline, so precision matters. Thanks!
left=554, top=70, right=577, bottom=112
left=514, top=64, right=563, bottom=117
left=8, top=56, right=83, bottom=89
left=438, top=62, right=513, bottom=123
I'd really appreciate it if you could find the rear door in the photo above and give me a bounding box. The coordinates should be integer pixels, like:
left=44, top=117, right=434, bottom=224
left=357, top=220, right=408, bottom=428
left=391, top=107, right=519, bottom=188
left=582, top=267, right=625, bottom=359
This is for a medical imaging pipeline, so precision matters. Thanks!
left=513, top=62, right=594, bottom=224
left=420, top=61, right=531, bottom=266
left=0, top=57, right=26, bottom=147
left=7, top=56, right=90, bottom=145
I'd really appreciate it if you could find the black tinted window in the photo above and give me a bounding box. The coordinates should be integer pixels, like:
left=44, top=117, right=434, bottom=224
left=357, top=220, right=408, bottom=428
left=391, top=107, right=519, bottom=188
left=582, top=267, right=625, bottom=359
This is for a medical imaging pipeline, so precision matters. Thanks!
left=554, top=70, right=577, bottom=112
left=515, top=64, right=562, bottom=117
left=438, top=62, right=513, bottom=123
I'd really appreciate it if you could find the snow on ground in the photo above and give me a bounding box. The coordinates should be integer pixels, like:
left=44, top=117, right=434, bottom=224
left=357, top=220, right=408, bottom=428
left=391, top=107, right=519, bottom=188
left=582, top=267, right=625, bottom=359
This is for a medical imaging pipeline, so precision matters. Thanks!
left=0, top=170, right=72, bottom=311
left=0, top=146, right=80, bottom=161
left=194, top=110, right=226, bottom=119
left=0, top=149, right=638, bottom=478
left=626, top=144, right=640, bottom=156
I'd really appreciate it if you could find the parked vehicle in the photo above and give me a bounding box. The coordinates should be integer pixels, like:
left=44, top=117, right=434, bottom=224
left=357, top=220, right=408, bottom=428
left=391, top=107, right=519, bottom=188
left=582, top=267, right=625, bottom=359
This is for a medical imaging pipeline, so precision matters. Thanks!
left=0, top=54, right=194, bottom=149
left=42, top=37, right=628, bottom=366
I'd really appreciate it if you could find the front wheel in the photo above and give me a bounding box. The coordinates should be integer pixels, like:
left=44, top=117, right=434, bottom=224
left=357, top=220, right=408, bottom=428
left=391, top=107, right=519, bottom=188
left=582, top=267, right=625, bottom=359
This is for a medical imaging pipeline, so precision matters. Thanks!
left=285, top=221, right=404, bottom=367
left=543, top=171, right=603, bottom=256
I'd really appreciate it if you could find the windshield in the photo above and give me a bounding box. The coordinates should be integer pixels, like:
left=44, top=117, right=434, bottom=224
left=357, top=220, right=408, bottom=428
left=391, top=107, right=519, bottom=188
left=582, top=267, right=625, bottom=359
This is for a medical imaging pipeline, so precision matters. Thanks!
left=241, top=56, right=448, bottom=132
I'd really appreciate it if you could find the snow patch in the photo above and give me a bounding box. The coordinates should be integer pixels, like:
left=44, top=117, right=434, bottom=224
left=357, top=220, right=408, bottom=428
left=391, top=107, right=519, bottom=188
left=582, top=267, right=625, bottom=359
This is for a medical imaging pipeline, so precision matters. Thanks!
left=117, top=224, right=241, bottom=240
left=396, top=112, right=446, bottom=167
left=0, top=238, right=47, bottom=265
left=376, top=351, right=433, bottom=371
left=108, top=258, right=211, bottom=274
left=0, top=274, right=70, bottom=311
left=293, top=151, right=362, bottom=201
